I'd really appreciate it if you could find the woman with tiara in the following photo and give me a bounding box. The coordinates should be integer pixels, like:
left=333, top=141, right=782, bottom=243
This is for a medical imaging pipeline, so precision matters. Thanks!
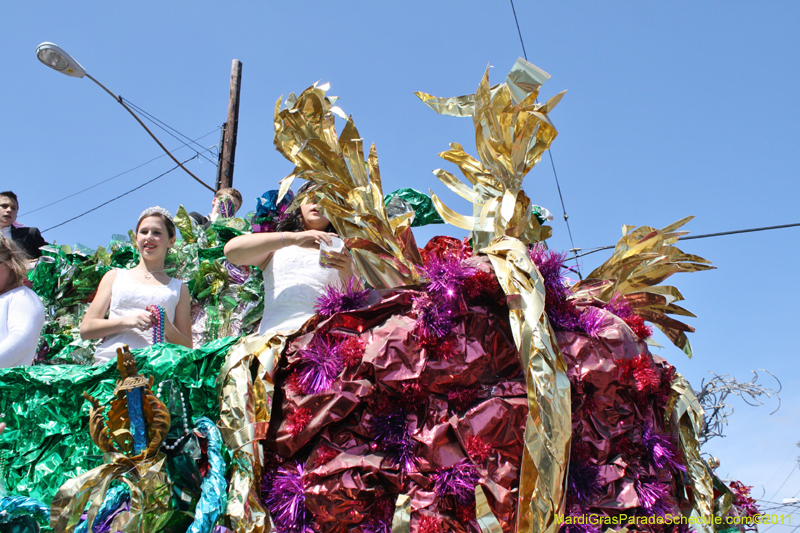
left=80, top=206, right=193, bottom=364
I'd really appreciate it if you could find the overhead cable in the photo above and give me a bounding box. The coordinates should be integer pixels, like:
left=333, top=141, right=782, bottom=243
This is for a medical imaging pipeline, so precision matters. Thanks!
left=41, top=156, right=196, bottom=233
left=22, top=129, right=220, bottom=217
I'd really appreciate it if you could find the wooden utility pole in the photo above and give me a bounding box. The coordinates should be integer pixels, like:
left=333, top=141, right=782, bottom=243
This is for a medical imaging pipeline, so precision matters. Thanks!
left=216, top=59, right=242, bottom=190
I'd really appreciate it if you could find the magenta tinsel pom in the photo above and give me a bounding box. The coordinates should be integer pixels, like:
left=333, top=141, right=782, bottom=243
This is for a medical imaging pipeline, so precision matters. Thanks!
left=297, top=335, right=345, bottom=395
left=530, top=245, right=571, bottom=301
left=635, top=480, right=672, bottom=517
left=417, top=515, right=443, bottom=533
left=263, top=462, right=314, bottom=533
left=286, top=408, right=313, bottom=437
left=370, top=409, right=416, bottom=472
left=362, top=497, right=395, bottom=533
left=567, top=460, right=602, bottom=505
left=315, top=277, right=371, bottom=318
left=577, top=307, right=605, bottom=339
left=420, top=255, right=476, bottom=301
left=432, top=459, right=480, bottom=505
left=642, top=424, right=686, bottom=473
left=447, top=386, right=481, bottom=412
left=465, top=436, right=492, bottom=463
left=603, top=293, right=634, bottom=320
left=729, top=480, right=760, bottom=516
left=413, top=294, right=456, bottom=339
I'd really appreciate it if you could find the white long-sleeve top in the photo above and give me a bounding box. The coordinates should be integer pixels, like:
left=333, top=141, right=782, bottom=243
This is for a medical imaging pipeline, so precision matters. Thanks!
left=0, top=286, right=45, bottom=367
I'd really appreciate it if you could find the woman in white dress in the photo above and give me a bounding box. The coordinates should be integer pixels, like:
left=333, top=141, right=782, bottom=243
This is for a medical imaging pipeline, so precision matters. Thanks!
left=0, top=237, right=45, bottom=367
left=80, top=207, right=193, bottom=364
left=224, top=201, right=356, bottom=339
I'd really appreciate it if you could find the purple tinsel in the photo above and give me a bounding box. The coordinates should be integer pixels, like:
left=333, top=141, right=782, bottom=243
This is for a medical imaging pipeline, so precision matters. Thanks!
left=297, top=335, right=345, bottom=395
left=603, top=293, right=634, bottom=320
left=642, top=425, right=686, bottom=472
left=567, top=460, right=602, bottom=505
left=635, top=480, right=672, bottom=517
left=315, top=277, right=371, bottom=317
left=223, top=260, right=249, bottom=285
left=263, top=462, right=314, bottom=533
left=577, top=307, right=605, bottom=339
left=370, top=409, right=417, bottom=472
left=420, top=256, right=476, bottom=301
left=432, top=459, right=480, bottom=506
left=529, top=245, right=571, bottom=302
left=413, top=294, right=456, bottom=339
left=361, top=497, right=394, bottom=533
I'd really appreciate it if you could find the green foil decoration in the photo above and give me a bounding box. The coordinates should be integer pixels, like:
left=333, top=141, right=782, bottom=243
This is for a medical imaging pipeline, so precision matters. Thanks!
left=384, top=187, right=445, bottom=227
left=0, top=337, right=237, bottom=505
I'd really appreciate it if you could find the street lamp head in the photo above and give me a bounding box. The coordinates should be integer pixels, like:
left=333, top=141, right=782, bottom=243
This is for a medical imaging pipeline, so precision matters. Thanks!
left=36, top=42, right=86, bottom=78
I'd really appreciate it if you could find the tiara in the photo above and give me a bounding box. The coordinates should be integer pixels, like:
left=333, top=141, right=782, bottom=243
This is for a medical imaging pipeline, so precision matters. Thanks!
left=138, top=206, right=173, bottom=222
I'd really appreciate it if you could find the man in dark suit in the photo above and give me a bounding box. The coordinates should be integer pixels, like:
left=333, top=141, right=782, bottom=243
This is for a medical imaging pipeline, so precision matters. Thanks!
left=0, top=191, right=48, bottom=259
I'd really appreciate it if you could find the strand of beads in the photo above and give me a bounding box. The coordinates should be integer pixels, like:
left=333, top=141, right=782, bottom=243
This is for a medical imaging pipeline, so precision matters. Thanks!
left=155, top=380, right=192, bottom=452
left=146, top=305, right=166, bottom=345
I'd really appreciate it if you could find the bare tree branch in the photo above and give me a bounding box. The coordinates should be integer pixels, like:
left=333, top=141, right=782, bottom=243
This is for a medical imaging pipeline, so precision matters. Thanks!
left=694, top=369, right=781, bottom=446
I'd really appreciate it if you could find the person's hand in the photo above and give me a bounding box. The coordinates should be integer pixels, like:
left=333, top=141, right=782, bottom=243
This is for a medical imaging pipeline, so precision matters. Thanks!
left=327, top=250, right=356, bottom=278
left=125, top=313, right=154, bottom=332
left=290, top=230, right=337, bottom=249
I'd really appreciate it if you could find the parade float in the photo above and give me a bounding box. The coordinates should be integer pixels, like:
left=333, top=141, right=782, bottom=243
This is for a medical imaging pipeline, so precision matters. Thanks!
left=0, top=59, right=760, bottom=533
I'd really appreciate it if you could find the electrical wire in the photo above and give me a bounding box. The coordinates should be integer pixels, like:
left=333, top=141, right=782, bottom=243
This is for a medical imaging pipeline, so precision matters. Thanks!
left=509, top=0, right=581, bottom=277
left=20, top=129, right=221, bottom=218
left=122, top=98, right=224, bottom=166
left=41, top=156, right=196, bottom=233
left=573, top=222, right=800, bottom=260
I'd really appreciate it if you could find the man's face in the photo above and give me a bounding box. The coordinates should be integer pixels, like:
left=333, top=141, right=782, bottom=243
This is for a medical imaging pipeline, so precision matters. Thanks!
left=0, top=196, right=18, bottom=229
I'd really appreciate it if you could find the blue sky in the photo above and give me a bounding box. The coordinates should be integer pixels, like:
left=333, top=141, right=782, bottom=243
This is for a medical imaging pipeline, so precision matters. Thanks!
left=2, top=1, right=799, bottom=520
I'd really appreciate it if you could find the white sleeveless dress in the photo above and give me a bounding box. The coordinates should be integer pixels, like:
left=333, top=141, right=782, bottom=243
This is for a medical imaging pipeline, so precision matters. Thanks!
left=94, top=269, right=183, bottom=364
left=258, top=245, right=340, bottom=336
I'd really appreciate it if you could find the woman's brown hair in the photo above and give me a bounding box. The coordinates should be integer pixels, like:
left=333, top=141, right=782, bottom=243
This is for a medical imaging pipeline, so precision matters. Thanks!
left=0, top=237, right=31, bottom=292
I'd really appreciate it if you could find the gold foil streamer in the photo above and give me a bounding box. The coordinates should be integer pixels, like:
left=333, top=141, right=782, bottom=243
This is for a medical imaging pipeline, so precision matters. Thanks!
left=218, top=332, right=288, bottom=533
left=475, top=485, right=503, bottom=533
left=51, top=453, right=172, bottom=532
left=483, top=237, right=571, bottom=533
left=667, top=373, right=714, bottom=532
left=416, top=59, right=563, bottom=250
left=574, top=217, right=714, bottom=357
left=418, top=60, right=569, bottom=533
left=273, top=82, right=422, bottom=289
left=391, top=494, right=411, bottom=533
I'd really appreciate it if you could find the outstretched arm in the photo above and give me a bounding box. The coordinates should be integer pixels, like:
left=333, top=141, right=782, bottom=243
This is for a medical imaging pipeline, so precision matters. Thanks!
left=224, top=230, right=336, bottom=269
left=163, top=283, right=193, bottom=348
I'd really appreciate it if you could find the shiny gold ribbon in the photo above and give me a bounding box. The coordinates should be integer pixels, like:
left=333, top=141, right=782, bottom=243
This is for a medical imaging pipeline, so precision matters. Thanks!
left=482, top=237, right=570, bottom=533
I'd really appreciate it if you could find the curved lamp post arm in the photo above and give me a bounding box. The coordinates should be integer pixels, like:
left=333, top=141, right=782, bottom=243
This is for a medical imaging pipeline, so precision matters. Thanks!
left=36, top=42, right=214, bottom=192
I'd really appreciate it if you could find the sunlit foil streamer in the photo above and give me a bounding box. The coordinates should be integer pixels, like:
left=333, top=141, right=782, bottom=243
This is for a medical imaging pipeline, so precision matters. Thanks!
left=187, top=417, right=228, bottom=533
left=218, top=332, right=290, bottom=533
left=416, top=59, right=569, bottom=533
left=415, top=58, right=563, bottom=251
left=482, top=237, right=571, bottom=533
left=50, top=453, right=171, bottom=533
left=475, top=485, right=503, bottom=533
left=573, top=217, right=714, bottom=358
left=273, top=82, right=423, bottom=289
left=667, top=373, right=714, bottom=532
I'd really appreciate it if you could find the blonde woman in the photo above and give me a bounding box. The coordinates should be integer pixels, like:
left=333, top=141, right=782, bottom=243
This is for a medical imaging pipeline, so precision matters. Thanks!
left=0, top=237, right=45, bottom=367
left=80, top=207, right=192, bottom=364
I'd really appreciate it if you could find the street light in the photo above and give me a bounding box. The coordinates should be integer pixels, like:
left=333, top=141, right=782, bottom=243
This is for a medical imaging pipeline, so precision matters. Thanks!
left=36, top=42, right=214, bottom=192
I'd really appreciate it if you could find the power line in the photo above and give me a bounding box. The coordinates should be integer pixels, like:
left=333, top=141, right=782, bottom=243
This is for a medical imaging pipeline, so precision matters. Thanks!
left=122, top=98, right=222, bottom=166
left=41, top=156, right=196, bottom=233
left=21, top=129, right=220, bottom=218
left=573, top=222, right=800, bottom=260
left=509, top=0, right=581, bottom=277
left=509, top=0, right=528, bottom=61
